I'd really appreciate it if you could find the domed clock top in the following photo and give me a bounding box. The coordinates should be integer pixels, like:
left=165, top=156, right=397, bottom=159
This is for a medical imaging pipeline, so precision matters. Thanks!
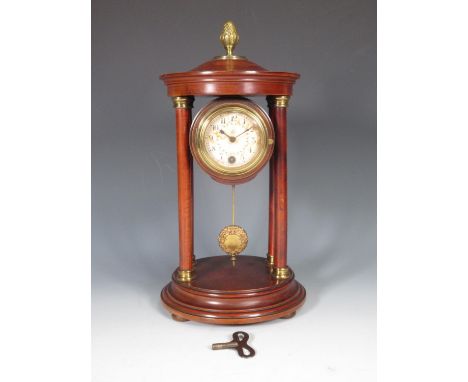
left=160, top=21, right=299, bottom=97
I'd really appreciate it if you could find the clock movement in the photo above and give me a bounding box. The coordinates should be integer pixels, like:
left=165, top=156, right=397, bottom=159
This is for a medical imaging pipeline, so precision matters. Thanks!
left=160, top=21, right=306, bottom=324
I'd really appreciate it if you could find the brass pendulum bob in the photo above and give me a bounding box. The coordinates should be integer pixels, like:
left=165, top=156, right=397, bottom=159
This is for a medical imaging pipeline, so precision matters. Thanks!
left=218, top=185, right=248, bottom=261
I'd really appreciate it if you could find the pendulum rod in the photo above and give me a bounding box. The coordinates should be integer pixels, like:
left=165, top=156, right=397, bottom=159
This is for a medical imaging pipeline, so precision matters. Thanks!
left=218, top=184, right=248, bottom=258
left=231, top=185, right=236, bottom=225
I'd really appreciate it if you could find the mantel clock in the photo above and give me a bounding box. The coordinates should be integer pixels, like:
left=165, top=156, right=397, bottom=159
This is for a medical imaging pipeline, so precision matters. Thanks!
left=160, top=21, right=306, bottom=324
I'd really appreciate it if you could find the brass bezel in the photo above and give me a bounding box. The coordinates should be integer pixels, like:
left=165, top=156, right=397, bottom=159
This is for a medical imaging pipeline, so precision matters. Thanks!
left=190, top=98, right=274, bottom=184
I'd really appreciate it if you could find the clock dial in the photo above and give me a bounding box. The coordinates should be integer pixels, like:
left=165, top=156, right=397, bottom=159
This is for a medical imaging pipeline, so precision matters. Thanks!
left=204, top=111, right=261, bottom=169
left=190, top=98, right=274, bottom=184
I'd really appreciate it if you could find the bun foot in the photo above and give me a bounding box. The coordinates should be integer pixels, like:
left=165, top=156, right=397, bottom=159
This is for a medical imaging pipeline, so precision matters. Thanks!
left=171, top=313, right=189, bottom=322
left=280, top=311, right=296, bottom=319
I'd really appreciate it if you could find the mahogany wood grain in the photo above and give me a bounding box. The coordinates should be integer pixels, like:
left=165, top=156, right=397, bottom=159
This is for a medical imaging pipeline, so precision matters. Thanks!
left=175, top=106, right=194, bottom=271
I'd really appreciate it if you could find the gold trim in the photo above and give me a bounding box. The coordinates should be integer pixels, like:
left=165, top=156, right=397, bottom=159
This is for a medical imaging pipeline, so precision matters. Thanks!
left=172, top=96, right=194, bottom=109
left=177, top=269, right=193, bottom=282
left=267, top=95, right=290, bottom=108
left=219, top=21, right=239, bottom=57
left=272, top=266, right=290, bottom=280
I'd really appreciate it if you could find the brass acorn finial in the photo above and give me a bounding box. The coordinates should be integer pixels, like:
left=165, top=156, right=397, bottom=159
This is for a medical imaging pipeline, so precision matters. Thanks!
left=220, top=21, right=239, bottom=57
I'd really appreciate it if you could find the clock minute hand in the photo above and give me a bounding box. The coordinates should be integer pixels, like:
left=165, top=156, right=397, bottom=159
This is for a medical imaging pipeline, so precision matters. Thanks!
left=234, top=127, right=252, bottom=139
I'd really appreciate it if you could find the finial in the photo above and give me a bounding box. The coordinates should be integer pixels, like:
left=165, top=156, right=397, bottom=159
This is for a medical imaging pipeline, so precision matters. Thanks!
left=220, top=21, right=239, bottom=57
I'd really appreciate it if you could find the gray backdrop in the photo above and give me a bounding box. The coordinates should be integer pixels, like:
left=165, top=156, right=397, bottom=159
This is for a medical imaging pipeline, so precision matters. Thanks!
left=92, top=0, right=375, bottom=306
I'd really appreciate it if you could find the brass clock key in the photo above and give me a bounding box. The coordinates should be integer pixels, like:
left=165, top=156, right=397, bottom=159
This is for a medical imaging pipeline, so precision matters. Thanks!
left=212, top=331, right=255, bottom=358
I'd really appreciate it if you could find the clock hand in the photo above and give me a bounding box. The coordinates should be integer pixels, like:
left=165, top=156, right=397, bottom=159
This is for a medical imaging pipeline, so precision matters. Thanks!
left=234, top=127, right=252, bottom=139
left=220, top=129, right=236, bottom=142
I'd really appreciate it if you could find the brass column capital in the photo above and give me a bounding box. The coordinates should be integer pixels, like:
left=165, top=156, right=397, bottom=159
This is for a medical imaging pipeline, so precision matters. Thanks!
left=267, top=95, right=290, bottom=108
left=172, top=96, right=194, bottom=109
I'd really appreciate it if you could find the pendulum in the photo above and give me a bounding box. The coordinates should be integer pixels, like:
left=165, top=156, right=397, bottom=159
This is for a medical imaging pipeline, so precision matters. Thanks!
left=217, top=185, right=248, bottom=260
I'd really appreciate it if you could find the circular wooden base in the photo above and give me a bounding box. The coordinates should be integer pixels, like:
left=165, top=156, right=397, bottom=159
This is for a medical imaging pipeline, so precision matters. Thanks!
left=161, top=255, right=306, bottom=325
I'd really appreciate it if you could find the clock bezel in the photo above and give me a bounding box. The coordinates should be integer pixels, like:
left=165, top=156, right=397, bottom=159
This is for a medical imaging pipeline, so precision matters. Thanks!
left=190, top=98, right=275, bottom=184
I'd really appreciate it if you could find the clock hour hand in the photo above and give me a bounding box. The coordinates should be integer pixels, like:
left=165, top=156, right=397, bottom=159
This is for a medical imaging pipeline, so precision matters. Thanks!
left=220, top=129, right=236, bottom=142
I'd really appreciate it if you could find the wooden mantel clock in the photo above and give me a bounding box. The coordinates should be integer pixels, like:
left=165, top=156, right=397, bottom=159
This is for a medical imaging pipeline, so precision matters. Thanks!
left=160, top=21, right=306, bottom=324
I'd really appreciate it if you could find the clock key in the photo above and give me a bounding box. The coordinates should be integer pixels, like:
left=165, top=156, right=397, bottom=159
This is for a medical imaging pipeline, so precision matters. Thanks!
left=211, top=331, right=255, bottom=358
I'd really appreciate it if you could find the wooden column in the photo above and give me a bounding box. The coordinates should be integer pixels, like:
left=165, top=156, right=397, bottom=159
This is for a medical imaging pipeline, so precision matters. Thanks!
left=173, top=96, right=194, bottom=282
left=267, top=104, right=276, bottom=267
left=267, top=96, right=290, bottom=280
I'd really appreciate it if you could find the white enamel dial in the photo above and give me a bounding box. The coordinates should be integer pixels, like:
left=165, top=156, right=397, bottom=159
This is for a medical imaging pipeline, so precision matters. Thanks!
left=204, top=111, right=261, bottom=168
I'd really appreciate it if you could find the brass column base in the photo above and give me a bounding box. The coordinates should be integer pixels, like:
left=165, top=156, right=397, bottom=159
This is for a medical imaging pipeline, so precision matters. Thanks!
left=266, top=253, right=274, bottom=267
left=272, top=266, right=290, bottom=280
left=177, top=269, right=193, bottom=282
